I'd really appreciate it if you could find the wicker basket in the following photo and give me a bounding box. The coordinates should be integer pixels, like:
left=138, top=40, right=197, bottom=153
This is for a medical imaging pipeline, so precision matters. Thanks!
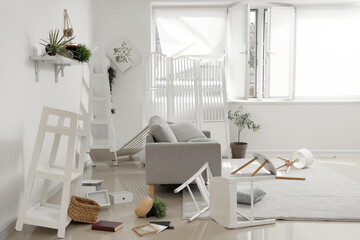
left=68, top=196, right=101, bottom=223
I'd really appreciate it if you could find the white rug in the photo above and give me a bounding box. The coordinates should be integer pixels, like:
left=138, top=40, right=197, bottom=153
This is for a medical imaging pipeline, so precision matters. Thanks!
left=182, top=158, right=360, bottom=221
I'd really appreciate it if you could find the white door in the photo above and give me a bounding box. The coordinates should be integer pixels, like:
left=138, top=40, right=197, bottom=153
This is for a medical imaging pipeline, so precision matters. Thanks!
left=227, top=4, right=250, bottom=100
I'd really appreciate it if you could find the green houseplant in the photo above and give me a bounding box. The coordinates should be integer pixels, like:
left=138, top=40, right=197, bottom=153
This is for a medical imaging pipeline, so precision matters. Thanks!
left=108, top=67, right=117, bottom=114
left=113, top=41, right=133, bottom=63
left=66, top=44, right=92, bottom=62
left=228, top=106, right=261, bottom=158
left=40, top=29, right=74, bottom=56
left=146, top=196, right=167, bottom=218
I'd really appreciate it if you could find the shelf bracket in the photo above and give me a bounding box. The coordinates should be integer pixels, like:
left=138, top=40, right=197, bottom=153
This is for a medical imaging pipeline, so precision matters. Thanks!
left=34, top=60, right=45, bottom=83
left=54, top=64, right=70, bottom=83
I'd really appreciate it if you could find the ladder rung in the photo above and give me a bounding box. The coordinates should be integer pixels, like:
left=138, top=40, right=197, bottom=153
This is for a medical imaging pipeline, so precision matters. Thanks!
left=93, top=96, right=105, bottom=101
left=91, top=73, right=105, bottom=78
left=91, top=119, right=107, bottom=125
left=89, top=145, right=112, bottom=149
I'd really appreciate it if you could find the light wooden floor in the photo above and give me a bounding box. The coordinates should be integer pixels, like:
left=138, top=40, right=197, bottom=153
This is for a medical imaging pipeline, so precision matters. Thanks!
left=5, top=155, right=360, bottom=240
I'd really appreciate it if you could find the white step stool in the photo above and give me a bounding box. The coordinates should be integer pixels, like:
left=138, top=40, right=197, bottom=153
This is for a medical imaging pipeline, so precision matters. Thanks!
left=15, top=107, right=88, bottom=238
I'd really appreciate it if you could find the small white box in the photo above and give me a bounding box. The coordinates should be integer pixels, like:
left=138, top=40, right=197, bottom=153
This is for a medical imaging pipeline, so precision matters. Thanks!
left=86, top=190, right=111, bottom=208
left=109, top=191, right=133, bottom=204
left=82, top=180, right=104, bottom=191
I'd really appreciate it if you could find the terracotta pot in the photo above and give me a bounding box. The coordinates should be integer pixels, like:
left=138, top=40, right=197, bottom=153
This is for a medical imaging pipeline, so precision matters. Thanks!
left=230, top=142, right=248, bottom=159
left=65, top=44, right=79, bottom=60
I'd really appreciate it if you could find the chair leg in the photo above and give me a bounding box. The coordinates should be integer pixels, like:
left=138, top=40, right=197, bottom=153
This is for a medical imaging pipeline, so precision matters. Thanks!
left=149, top=184, right=155, bottom=198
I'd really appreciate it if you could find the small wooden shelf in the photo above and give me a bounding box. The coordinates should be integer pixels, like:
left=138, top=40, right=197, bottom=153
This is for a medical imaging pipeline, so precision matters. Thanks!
left=30, top=55, right=82, bottom=83
left=23, top=203, right=72, bottom=229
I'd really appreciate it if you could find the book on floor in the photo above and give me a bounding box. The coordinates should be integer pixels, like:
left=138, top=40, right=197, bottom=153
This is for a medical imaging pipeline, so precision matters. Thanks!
left=92, top=220, right=123, bottom=232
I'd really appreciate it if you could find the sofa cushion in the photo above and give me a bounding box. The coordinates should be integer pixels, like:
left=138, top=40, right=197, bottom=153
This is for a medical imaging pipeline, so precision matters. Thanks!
left=148, top=116, right=177, bottom=142
left=237, top=185, right=266, bottom=205
left=188, top=138, right=218, bottom=143
left=170, top=122, right=206, bottom=142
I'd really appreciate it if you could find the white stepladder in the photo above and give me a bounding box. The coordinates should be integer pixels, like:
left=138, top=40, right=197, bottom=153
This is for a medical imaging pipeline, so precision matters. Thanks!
left=87, top=45, right=118, bottom=166
left=174, top=162, right=213, bottom=222
left=15, top=107, right=88, bottom=238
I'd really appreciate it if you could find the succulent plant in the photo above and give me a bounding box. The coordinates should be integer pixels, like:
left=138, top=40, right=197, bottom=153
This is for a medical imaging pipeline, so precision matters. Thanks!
left=40, top=29, right=74, bottom=57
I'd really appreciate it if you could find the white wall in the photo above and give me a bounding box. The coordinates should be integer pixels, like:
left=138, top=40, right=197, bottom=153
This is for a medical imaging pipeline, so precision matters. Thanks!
left=90, top=0, right=360, bottom=155
left=0, top=0, right=92, bottom=238
left=228, top=103, right=360, bottom=154
left=91, top=0, right=151, bottom=147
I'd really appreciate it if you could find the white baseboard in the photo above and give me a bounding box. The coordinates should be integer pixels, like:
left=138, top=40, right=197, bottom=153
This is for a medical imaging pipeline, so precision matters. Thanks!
left=246, top=150, right=360, bottom=156
left=0, top=218, right=16, bottom=240
left=0, top=158, right=93, bottom=240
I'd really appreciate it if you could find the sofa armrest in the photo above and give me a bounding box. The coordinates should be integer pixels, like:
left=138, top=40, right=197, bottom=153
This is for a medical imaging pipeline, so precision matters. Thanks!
left=146, top=142, right=221, bottom=184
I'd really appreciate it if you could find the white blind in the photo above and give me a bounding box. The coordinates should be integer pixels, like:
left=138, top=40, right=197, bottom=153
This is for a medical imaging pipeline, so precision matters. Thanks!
left=153, top=7, right=227, bottom=59
left=296, top=7, right=360, bottom=97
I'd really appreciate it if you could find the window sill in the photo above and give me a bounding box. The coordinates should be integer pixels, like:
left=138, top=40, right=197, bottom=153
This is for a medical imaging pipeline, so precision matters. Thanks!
left=227, top=98, right=360, bottom=105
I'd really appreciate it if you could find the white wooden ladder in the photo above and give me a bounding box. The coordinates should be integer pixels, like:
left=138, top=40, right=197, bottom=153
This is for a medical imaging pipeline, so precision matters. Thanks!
left=88, top=46, right=118, bottom=165
left=15, top=106, right=88, bottom=238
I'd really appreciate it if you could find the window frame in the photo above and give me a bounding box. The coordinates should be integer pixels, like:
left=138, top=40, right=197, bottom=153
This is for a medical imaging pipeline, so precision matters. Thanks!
left=232, top=4, right=360, bottom=103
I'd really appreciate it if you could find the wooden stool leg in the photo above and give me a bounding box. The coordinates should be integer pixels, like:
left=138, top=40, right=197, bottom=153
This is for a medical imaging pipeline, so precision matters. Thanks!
left=149, top=184, right=155, bottom=198
left=251, top=161, right=268, bottom=177
left=231, top=157, right=257, bottom=174
left=276, top=176, right=305, bottom=181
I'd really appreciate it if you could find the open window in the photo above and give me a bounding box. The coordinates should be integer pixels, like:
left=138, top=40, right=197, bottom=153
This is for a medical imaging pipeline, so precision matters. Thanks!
left=265, top=6, right=295, bottom=99
left=227, top=4, right=295, bottom=100
left=227, top=4, right=250, bottom=99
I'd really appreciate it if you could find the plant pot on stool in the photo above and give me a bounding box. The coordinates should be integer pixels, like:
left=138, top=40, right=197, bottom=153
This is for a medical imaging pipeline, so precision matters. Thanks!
left=230, top=142, right=248, bottom=158
left=228, top=106, right=261, bottom=159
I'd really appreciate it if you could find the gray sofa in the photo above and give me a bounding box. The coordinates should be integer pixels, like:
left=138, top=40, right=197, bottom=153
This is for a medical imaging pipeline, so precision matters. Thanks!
left=145, top=116, right=222, bottom=197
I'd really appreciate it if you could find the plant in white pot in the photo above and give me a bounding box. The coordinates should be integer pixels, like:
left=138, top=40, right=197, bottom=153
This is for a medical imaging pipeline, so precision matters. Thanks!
left=228, top=106, right=261, bottom=158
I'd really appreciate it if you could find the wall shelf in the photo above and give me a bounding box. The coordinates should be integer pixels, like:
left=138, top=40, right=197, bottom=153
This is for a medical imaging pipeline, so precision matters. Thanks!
left=30, top=55, right=81, bottom=83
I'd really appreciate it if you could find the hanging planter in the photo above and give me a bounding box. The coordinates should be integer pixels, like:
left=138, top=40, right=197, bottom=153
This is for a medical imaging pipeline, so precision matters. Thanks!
left=63, top=9, right=74, bottom=38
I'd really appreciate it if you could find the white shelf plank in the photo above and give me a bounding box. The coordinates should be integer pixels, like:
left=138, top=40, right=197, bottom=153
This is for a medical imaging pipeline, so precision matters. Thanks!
left=23, top=203, right=71, bottom=229
left=30, top=54, right=82, bottom=83
left=35, top=166, right=82, bottom=182
left=31, top=55, right=80, bottom=65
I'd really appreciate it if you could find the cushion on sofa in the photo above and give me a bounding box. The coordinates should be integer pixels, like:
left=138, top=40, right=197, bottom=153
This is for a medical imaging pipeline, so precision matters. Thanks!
left=148, top=116, right=177, bottom=142
left=188, top=138, right=218, bottom=143
left=170, top=122, right=206, bottom=142
left=237, top=186, right=266, bottom=205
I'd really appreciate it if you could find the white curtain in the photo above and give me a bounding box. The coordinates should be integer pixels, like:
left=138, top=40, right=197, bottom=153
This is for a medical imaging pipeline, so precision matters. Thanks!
left=296, top=7, right=360, bottom=97
left=153, top=7, right=227, bottom=59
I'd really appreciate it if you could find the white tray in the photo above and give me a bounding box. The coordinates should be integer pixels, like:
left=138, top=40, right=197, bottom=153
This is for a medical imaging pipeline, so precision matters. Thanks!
left=86, top=190, right=111, bottom=207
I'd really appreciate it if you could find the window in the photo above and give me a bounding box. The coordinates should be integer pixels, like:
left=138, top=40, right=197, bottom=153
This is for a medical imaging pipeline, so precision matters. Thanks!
left=295, top=7, right=360, bottom=98
left=227, top=4, right=295, bottom=100
left=153, top=7, right=227, bottom=59
left=249, top=10, right=258, bottom=98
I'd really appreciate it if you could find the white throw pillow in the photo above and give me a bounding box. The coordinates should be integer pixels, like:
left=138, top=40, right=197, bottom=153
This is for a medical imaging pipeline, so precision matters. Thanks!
left=148, top=116, right=177, bottom=142
left=170, top=122, right=206, bottom=142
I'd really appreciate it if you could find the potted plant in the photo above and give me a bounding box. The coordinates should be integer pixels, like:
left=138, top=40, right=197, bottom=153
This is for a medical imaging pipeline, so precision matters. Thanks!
left=40, top=29, right=74, bottom=56
left=65, top=44, right=92, bottom=62
left=228, top=106, right=261, bottom=158
left=108, top=67, right=117, bottom=114
left=146, top=196, right=167, bottom=218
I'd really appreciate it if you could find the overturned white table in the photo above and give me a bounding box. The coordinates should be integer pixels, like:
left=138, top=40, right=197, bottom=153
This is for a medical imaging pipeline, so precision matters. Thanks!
left=210, top=174, right=276, bottom=228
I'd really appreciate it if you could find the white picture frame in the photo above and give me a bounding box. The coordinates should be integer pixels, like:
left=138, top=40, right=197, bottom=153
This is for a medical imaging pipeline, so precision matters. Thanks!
left=106, top=36, right=142, bottom=75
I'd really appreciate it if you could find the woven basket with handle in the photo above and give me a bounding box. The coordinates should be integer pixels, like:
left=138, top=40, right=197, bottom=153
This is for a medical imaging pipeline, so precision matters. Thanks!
left=68, top=196, right=100, bottom=223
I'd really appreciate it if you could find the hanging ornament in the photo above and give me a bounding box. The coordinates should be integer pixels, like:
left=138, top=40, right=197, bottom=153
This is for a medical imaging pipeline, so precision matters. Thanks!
left=63, top=9, right=74, bottom=38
